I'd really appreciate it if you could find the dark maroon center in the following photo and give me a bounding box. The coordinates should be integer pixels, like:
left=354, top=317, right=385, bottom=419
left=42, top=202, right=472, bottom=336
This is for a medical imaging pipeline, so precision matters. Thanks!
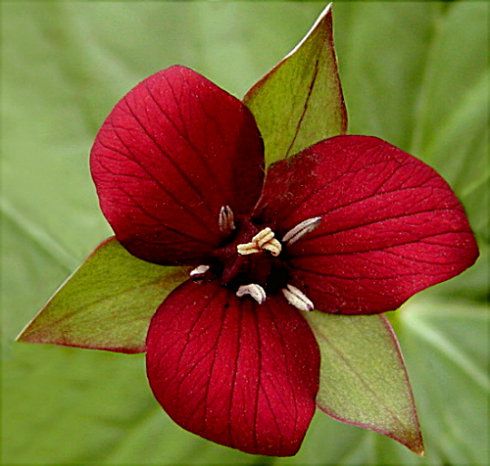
left=199, top=216, right=290, bottom=294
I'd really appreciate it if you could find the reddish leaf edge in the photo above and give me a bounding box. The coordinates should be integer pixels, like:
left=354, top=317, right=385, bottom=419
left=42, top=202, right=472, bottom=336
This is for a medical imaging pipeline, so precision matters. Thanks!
left=15, top=237, right=143, bottom=353
left=281, top=2, right=347, bottom=136
left=316, top=315, right=425, bottom=456
left=16, top=338, right=146, bottom=355
left=16, top=236, right=187, bottom=354
left=243, top=3, right=347, bottom=134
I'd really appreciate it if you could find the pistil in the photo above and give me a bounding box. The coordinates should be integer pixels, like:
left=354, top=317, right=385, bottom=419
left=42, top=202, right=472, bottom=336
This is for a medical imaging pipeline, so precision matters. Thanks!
left=237, top=227, right=282, bottom=257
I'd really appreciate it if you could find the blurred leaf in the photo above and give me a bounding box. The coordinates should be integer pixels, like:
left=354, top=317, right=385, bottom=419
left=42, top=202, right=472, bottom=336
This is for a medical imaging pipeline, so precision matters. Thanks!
left=17, top=238, right=186, bottom=353
left=335, top=1, right=489, bottom=241
left=305, top=312, right=423, bottom=455
left=396, top=298, right=490, bottom=466
left=244, top=3, right=346, bottom=165
left=409, top=2, right=489, bottom=243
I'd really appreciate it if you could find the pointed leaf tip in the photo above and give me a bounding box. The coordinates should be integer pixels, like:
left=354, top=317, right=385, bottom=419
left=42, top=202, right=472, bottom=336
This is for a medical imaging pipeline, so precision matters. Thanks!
left=17, top=237, right=187, bottom=353
left=284, top=3, right=333, bottom=60
left=305, top=311, right=424, bottom=455
left=244, top=3, right=346, bottom=166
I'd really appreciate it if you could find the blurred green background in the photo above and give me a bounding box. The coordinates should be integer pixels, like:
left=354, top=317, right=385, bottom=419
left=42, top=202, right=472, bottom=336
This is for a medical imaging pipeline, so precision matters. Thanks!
left=1, top=1, right=488, bottom=464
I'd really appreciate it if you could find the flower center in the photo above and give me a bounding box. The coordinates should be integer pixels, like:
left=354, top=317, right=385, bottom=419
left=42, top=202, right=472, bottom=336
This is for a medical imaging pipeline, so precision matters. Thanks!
left=215, top=216, right=287, bottom=290
left=236, top=227, right=282, bottom=257
left=189, top=206, right=320, bottom=312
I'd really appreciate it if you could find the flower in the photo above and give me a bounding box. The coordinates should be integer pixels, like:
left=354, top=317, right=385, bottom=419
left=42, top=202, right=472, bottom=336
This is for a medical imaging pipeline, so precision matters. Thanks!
left=90, top=66, right=478, bottom=456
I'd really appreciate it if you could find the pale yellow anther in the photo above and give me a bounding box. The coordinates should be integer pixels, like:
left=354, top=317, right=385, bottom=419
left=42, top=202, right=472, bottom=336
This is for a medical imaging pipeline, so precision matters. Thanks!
left=282, top=284, right=314, bottom=312
left=218, top=205, right=236, bottom=234
left=189, top=264, right=210, bottom=278
left=237, top=227, right=282, bottom=257
left=236, top=283, right=266, bottom=305
left=282, top=216, right=322, bottom=245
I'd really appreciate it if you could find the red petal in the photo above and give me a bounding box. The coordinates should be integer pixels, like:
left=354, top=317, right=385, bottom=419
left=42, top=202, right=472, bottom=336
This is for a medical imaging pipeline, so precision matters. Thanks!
left=91, top=66, right=264, bottom=265
left=146, top=281, right=319, bottom=456
left=255, top=135, right=479, bottom=314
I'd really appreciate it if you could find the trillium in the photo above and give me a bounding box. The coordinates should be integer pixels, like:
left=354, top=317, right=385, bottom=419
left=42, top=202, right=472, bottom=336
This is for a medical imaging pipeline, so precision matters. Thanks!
left=90, top=65, right=478, bottom=456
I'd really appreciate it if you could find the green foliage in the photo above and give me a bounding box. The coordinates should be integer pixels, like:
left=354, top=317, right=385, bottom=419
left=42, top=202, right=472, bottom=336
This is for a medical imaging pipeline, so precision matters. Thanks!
left=2, top=2, right=488, bottom=464
left=244, top=4, right=346, bottom=165
left=17, top=238, right=186, bottom=353
left=305, top=313, right=423, bottom=455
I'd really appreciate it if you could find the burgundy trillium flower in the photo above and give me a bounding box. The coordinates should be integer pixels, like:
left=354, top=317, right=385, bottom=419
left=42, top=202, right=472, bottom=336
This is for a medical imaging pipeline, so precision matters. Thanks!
left=90, top=66, right=478, bottom=456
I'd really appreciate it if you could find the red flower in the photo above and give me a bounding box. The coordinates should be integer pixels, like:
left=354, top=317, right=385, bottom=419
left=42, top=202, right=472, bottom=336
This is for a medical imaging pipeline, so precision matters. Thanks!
left=90, top=66, right=478, bottom=456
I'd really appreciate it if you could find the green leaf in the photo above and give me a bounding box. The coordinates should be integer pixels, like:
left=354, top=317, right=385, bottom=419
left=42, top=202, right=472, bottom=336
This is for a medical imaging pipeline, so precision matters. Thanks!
left=409, top=2, right=489, bottom=243
left=395, top=298, right=490, bottom=465
left=17, top=237, right=187, bottom=353
left=305, top=311, right=423, bottom=455
left=335, top=1, right=489, bottom=241
left=243, top=3, right=347, bottom=166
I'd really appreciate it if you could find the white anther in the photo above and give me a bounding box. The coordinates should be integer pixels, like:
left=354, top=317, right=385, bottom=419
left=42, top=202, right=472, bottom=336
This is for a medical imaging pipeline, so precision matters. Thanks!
left=219, top=205, right=236, bottom=233
left=281, top=284, right=314, bottom=312
left=237, top=227, right=282, bottom=257
left=189, top=264, right=210, bottom=279
left=236, top=283, right=267, bottom=305
left=282, top=216, right=322, bottom=245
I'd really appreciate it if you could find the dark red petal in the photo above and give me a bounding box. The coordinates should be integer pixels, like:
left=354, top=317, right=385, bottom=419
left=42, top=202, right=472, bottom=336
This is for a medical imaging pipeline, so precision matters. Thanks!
left=146, top=281, right=319, bottom=456
left=91, top=66, right=264, bottom=265
left=255, top=135, right=479, bottom=314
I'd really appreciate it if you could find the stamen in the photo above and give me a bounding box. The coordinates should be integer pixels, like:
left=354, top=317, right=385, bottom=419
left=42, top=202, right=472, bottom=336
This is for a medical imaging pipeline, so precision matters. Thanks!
left=189, top=264, right=210, bottom=280
left=236, top=283, right=266, bottom=305
left=237, top=227, right=282, bottom=257
left=282, top=284, right=314, bottom=312
left=282, top=216, right=322, bottom=245
left=219, top=205, right=236, bottom=233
